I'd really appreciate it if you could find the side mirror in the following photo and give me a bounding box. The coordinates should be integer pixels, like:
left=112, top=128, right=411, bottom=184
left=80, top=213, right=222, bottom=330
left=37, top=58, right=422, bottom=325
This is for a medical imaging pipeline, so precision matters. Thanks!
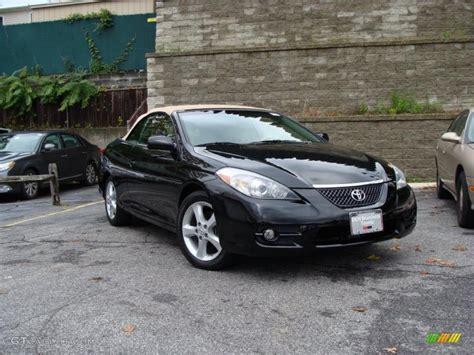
left=440, top=132, right=461, bottom=144
left=318, top=132, right=329, bottom=142
left=147, top=135, right=176, bottom=151
left=43, top=143, right=57, bottom=151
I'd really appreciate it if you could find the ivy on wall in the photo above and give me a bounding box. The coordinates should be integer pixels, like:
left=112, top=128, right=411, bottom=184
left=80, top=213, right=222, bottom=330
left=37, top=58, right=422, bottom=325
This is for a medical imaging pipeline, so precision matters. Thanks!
left=64, top=8, right=136, bottom=75
left=65, top=9, right=114, bottom=32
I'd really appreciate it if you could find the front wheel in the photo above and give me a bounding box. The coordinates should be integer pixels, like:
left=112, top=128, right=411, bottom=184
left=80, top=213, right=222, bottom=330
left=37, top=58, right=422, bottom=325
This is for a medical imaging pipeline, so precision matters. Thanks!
left=177, top=191, right=234, bottom=270
left=21, top=169, right=39, bottom=200
left=456, top=172, right=474, bottom=228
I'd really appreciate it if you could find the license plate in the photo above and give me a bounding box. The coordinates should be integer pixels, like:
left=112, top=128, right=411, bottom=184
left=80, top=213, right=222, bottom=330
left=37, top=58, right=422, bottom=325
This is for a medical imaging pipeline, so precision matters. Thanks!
left=349, top=209, right=384, bottom=236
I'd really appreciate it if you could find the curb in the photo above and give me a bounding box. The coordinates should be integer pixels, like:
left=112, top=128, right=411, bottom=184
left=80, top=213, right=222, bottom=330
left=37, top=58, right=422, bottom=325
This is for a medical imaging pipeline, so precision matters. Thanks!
left=409, top=182, right=436, bottom=191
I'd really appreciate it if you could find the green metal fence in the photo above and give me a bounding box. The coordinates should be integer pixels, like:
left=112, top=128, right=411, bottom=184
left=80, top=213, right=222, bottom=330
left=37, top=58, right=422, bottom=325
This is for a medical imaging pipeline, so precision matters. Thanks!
left=0, top=14, right=155, bottom=75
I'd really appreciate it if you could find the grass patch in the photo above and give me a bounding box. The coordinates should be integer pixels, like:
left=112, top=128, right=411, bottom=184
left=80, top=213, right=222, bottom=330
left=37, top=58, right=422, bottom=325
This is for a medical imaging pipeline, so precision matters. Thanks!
left=356, top=92, right=443, bottom=115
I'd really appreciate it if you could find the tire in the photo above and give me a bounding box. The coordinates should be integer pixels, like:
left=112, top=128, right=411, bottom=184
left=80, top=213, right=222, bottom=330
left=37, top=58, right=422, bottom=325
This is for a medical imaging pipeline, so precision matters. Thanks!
left=456, top=172, right=474, bottom=228
left=436, top=163, right=451, bottom=199
left=177, top=191, right=234, bottom=270
left=20, top=169, right=40, bottom=200
left=104, top=178, right=131, bottom=226
left=82, top=161, right=97, bottom=186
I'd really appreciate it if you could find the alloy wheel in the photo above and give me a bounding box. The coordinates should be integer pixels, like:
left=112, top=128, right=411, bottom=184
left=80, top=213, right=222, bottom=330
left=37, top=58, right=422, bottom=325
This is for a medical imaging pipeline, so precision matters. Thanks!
left=24, top=172, right=38, bottom=198
left=86, top=163, right=96, bottom=184
left=181, top=201, right=222, bottom=262
left=105, top=181, right=117, bottom=220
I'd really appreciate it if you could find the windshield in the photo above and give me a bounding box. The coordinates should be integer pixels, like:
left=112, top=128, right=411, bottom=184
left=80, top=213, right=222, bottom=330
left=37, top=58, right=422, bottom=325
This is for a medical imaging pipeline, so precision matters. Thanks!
left=468, top=115, right=474, bottom=143
left=0, top=133, right=43, bottom=153
left=178, top=110, right=323, bottom=146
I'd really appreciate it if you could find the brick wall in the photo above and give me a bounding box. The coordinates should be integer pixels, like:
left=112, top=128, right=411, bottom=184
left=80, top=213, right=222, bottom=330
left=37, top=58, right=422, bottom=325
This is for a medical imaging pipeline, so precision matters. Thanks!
left=148, top=0, right=473, bottom=113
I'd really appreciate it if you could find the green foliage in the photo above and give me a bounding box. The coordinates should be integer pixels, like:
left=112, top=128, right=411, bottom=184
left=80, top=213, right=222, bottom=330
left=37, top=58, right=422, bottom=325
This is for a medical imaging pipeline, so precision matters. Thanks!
left=0, top=67, right=99, bottom=117
left=65, top=9, right=114, bottom=32
left=360, top=92, right=443, bottom=115
left=86, top=33, right=136, bottom=74
left=356, top=101, right=368, bottom=115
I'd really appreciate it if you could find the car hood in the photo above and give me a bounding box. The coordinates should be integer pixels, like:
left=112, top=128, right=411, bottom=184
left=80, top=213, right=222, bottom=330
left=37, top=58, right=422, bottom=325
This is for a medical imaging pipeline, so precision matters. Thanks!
left=0, top=151, right=34, bottom=163
left=195, top=143, right=393, bottom=188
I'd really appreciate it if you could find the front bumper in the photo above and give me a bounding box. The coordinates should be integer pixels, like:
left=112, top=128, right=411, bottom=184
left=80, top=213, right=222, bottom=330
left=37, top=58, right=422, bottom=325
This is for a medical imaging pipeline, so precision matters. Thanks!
left=206, top=179, right=417, bottom=257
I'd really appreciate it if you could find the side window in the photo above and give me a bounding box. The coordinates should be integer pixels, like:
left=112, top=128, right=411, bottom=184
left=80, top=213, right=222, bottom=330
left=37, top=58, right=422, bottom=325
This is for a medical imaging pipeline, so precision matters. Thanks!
left=61, top=134, right=82, bottom=148
left=127, top=113, right=175, bottom=145
left=43, top=134, right=61, bottom=150
left=453, top=111, right=469, bottom=137
left=447, top=114, right=461, bottom=133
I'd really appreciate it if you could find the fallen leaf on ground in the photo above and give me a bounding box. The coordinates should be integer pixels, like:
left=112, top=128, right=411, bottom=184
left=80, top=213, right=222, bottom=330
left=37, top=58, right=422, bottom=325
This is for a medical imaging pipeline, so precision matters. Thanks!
left=425, top=257, right=456, bottom=268
left=415, top=245, right=422, bottom=252
left=452, top=244, right=467, bottom=252
left=0, top=288, right=9, bottom=295
left=419, top=271, right=429, bottom=276
left=122, top=324, right=136, bottom=334
left=367, top=254, right=381, bottom=261
left=383, top=347, right=398, bottom=353
left=390, top=244, right=401, bottom=251
left=89, top=277, right=103, bottom=282
left=352, top=306, right=368, bottom=313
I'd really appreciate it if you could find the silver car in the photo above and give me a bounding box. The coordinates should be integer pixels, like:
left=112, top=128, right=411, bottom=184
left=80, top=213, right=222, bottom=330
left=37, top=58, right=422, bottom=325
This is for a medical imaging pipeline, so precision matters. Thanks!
left=436, top=108, right=474, bottom=228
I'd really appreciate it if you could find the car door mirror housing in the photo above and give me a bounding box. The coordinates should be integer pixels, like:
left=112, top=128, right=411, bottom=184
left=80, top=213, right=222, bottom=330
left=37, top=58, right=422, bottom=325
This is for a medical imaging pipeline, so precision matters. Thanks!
left=318, top=132, right=329, bottom=142
left=43, top=143, right=57, bottom=151
left=440, top=132, right=461, bottom=144
left=147, top=135, right=176, bottom=151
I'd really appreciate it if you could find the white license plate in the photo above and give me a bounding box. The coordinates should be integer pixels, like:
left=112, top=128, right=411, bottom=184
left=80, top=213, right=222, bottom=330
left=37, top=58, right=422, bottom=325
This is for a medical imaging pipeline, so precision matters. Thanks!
left=349, top=209, right=384, bottom=236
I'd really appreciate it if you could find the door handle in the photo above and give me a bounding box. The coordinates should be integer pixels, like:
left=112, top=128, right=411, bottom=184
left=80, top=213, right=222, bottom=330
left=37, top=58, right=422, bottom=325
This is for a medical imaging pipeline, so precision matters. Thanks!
left=61, top=154, right=68, bottom=158
left=129, top=160, right=136, bottom=167
left=81, top=151, right=87, bottom=155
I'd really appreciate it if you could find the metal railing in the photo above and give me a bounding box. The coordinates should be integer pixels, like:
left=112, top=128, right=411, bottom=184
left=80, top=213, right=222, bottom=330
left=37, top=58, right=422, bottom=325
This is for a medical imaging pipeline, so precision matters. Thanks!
left=0, top=163, right=60, bottom=205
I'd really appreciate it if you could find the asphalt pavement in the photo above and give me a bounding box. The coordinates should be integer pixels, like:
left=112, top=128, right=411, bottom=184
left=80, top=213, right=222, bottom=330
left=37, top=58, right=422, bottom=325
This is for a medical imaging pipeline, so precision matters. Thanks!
left=0, top=185, right=472, bottom=354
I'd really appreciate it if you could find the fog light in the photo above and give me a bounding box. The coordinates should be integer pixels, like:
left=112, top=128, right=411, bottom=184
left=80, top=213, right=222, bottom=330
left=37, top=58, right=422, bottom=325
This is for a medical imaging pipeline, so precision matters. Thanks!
left=0, top=185, right=12, bottom=193
left=263, top=229, right=278, bottom=242
left=469, top=185, right=474, bottom=192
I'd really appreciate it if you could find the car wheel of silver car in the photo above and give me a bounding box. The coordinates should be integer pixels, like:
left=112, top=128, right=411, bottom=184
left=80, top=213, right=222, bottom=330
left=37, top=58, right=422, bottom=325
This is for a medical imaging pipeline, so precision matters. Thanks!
left=178, top=191, right=234, bottom=270
left=435, top=164, right=451, bottom=200
left=105, top=178, right=131, bottom=226
left=83, top=161, right=97, bottom=186
left=456, top=172, right=474, bottom=228
left=21, top=169, right=39, bottom=200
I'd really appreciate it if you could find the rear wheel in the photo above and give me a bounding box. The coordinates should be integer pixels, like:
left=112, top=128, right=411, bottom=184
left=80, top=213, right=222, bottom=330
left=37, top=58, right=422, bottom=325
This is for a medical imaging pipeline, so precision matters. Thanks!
left=21, top=169, right=39, bottom=200
left=436, top=163, right=451, bottom=199
left=177, top=191, right=234, bottom=270
left=82, top=161, right=97, bottom=186
left=456, top=172, right=474, bottom=228
left=105, top=178, right=131, bottom=226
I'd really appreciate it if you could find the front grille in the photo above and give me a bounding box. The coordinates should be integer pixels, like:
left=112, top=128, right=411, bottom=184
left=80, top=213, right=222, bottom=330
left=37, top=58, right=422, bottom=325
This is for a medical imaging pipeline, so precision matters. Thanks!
left=316, top=183, right=384, bottom=208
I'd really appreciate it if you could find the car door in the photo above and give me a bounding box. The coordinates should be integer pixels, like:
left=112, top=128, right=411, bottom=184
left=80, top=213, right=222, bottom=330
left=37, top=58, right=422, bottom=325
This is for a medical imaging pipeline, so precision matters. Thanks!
left=39, top=133, right=67, bottom=178
left=60, top=133, right=85, bottom=179
left=443, top=110, right=469, bottom=191
left=126, top=112, right=183, bottom=226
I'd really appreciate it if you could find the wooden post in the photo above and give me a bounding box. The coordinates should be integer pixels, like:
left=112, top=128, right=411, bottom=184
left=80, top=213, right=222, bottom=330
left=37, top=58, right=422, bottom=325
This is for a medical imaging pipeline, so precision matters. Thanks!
left=48, top=163, right=61, bottom=206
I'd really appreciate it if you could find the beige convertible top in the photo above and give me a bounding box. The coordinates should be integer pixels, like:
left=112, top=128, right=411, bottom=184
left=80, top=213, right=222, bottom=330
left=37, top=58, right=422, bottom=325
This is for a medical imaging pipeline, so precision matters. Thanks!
left=125, top=104, right=270, bottom=138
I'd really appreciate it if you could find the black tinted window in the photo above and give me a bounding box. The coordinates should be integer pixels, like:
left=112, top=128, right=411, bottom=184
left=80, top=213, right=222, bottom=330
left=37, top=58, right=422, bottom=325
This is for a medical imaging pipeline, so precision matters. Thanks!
left=61, top=134, right=82, bottom=148
left=127, top=114, right=175, bottom=145
left=467, top=113, right=474, bottom=143
left=43, top=134, right=61, bottom=150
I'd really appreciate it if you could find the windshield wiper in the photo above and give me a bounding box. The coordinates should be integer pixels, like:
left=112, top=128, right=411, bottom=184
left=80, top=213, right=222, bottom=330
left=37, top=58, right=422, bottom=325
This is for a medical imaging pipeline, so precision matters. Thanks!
left=195, top=142, right=242, bottom=147
left=248, top=140, right=311, bottom=145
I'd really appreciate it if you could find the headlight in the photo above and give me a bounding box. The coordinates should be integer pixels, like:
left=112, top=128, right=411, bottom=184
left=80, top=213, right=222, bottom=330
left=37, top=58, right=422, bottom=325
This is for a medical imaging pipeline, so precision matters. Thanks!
left=0, top=161, right=15, bottom=172
left=391, top=164, right=407, bottom=189
left=216, top=167, right=299, bottom=200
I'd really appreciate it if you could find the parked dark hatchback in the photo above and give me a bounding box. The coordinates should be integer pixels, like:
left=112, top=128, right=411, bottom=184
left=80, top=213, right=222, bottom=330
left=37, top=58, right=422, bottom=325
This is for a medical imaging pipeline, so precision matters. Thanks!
left=99, top=105, right=417, bottom=270
left=0, top=131, right=100, bottom=199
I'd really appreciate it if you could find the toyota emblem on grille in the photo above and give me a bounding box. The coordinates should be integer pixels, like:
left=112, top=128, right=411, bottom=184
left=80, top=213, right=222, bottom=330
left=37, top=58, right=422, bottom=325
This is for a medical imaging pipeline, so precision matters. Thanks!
left=350, top=189, right=366, bottom=202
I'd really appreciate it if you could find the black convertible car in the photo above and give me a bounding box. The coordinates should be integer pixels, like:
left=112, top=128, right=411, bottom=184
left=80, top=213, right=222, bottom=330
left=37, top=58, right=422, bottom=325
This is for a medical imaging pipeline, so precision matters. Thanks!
left=0, top=131, right=101, bottom=199
left=99, top=105, right=417, bottom=270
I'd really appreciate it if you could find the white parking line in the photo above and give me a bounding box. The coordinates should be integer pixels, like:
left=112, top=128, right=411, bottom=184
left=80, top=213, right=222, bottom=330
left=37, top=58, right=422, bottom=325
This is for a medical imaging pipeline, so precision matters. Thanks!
left=0, top=201, right=102, bottom=228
